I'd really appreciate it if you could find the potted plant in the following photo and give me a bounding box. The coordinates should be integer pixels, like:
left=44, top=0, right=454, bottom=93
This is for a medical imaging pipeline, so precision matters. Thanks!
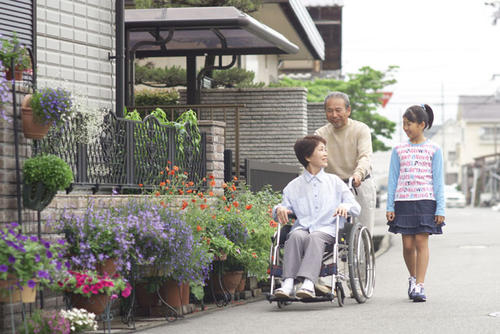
left=0, top=59, right=9, bottom=121
left=0, top=33, right=31, bottom=81
left=60, top=308, right=98, bottom=333
left=51, top=270, right=131, bottom=315
left=0, top=222, right=67, bottom=303
left=21, top=87, right=73, bottom=139
left=22, top=154, right=73, bottom=211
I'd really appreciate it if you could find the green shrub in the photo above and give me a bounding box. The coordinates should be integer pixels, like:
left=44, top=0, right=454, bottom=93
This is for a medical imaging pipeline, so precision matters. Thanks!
left=212, top=67, right=264, bottom=88
left=135, top=88, right=179, bottom=106
left=135, top=63, right=187, bottom=87
left=23, top=154, right=73, bottom=192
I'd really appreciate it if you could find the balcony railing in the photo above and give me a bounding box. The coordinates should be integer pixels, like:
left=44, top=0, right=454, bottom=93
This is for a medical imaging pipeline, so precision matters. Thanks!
left=35, top=111, right=206, bottom=192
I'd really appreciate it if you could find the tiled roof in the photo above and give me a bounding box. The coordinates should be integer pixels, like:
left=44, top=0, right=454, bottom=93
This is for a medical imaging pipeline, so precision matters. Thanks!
left=301, top=0, right=343, bottom=7
left=458, top=95, right=500, bottom=121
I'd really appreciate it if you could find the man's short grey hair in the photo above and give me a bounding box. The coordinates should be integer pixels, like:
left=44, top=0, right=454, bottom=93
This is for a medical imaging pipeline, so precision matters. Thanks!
left=324, top=92, right=350, bottom=109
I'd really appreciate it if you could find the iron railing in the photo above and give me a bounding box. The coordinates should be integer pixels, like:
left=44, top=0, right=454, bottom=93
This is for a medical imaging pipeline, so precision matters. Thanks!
left=36, top=111, right=206, bottom=191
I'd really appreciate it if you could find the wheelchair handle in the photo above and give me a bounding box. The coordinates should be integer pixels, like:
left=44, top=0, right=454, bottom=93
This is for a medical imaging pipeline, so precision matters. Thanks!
left=288, top=213, right=297, bottom=220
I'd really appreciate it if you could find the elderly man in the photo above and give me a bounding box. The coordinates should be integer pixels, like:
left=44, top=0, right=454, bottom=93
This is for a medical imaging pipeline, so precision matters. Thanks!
left=314, top=91, right=376, bottom=235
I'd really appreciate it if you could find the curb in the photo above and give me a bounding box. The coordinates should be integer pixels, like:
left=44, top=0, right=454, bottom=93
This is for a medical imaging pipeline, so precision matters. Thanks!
left=374, top=233, right=391, bottom=258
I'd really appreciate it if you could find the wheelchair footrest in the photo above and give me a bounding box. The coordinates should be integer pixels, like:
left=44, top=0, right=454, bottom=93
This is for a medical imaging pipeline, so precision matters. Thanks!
left=266, top=293, right=335, bottom=303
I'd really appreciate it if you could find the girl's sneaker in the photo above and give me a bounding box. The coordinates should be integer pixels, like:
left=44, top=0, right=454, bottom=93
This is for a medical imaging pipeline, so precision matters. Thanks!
left=413, top=283, right=426, bottom=302
left=408, top=276, right=416, bottom=300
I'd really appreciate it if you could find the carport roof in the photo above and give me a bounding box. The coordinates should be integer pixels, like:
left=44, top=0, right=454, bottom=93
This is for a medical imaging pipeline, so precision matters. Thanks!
left=125, top=7, right=300, bottom=58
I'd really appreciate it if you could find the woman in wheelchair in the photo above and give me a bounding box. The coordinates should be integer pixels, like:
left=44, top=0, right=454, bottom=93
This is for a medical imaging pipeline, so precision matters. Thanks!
left=272, top=135, right=361, bottom=299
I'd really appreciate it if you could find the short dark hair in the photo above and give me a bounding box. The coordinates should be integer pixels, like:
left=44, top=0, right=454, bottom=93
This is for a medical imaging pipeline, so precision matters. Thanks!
left=294, top=135, right=327, bottom=168
left=403, top=104, right=434, bottom=129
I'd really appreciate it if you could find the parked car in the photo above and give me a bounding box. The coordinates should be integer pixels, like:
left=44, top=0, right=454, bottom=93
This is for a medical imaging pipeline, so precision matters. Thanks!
left=444, top=185, right=466, bottom=208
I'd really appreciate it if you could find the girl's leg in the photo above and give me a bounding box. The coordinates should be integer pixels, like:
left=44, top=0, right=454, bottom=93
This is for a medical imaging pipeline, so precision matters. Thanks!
left=415, top=233, right=430, bottom=284
left=402, top=234, right=416, bottom=277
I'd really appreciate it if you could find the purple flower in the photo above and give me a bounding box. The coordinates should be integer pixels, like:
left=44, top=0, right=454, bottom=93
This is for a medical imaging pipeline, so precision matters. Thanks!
left=8, top=255, right=15, bottom=264
left=27, top=280, right=36, bottom=288
left=46, top=250, right=53, bottom=259
left=0, top=264, right=8, bottom=272
left=37, top=270, right=50, bottom=279
left=30, top=236, right=38, bottom=242
left=35, top=254, right=40, bottom=262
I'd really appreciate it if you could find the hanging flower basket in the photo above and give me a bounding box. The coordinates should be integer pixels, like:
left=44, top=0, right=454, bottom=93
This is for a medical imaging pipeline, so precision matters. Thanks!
left=5, top=66, right=23, bottom=81
left=20, top=94, right=51, bottom=139
left=0, top=277, right=38, bottom=304
left=70, top=293, right=109, bottom=315
left=22, top=180, right=57, bottom=211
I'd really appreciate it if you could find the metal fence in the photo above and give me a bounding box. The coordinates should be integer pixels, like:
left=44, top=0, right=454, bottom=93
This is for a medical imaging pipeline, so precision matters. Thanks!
left=36, top=111, right=206, bottom=191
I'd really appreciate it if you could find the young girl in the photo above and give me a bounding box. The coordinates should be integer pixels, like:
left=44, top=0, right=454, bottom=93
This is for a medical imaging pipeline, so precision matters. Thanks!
left=386, top=104, right=445, bottom=303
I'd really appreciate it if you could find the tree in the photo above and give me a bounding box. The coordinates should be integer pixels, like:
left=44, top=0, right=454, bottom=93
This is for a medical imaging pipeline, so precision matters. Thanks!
left=270, top=66, right=398, bottom=152
left=134, top=0, right=262, bottom=12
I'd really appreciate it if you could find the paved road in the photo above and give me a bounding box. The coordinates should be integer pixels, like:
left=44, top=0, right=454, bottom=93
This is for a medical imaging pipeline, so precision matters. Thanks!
left=138, top=208, right=500, bottom=334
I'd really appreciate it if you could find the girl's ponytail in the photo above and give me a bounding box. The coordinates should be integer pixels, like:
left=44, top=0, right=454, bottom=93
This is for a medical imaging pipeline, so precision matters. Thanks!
left=422, top=104, right=434, bottom=129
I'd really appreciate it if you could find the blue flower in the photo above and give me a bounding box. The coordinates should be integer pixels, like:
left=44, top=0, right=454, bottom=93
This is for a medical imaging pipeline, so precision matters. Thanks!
left=0, top=264, right=8, bottom=272
left=27, top=280, right=36, bottom=288
left=8, top=255, right=15, bottom=264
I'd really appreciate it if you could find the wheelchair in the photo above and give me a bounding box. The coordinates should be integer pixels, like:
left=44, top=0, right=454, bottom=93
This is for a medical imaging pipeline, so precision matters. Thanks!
left=266, top=213, right=375, bottom=308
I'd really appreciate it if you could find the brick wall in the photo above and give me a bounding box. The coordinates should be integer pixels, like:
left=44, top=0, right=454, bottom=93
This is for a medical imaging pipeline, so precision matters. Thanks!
left=36, top=0, right=115, bottom=109
left=181, top=87, right=308, bottom=168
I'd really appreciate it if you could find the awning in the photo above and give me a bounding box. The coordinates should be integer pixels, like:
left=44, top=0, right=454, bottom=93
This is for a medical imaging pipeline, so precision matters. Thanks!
left=124, top=7, right=300, bottom=58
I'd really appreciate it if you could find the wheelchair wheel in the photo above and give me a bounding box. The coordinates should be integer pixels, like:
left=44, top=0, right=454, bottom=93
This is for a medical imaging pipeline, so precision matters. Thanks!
left=335, top=282, right=345, bottom=307
left=348, top=223, right=376, bottom=303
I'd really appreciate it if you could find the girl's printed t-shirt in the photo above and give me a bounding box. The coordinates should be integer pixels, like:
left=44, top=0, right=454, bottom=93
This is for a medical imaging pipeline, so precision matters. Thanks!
left=387, top=140, right=445, bottom=216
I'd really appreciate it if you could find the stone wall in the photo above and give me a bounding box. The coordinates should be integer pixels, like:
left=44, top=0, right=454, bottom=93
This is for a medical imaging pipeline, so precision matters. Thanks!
left=308, top=102, right=328, bottom=135
left=180, top=87, right=308, bottom=168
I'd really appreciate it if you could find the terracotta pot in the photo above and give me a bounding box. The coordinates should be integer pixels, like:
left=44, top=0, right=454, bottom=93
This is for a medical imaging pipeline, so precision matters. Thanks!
left=159, top=280, right=189, bottom=308
left=96, top=258, right=118, bottom=277
left=5, top=66, right=23, bottom=81
left=213, top=270, right=245, bottom=295
left=135, top=281, right=160, bottom=309
left=71, top=293, right=109, bottom=315
left=21, top=95, right=51, bottom=139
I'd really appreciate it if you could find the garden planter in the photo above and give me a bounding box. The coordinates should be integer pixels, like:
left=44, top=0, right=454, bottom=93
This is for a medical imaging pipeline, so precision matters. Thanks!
left=0, top=278, right=38, bottom=303
left=236, top=274, right=247, bottom=292
left=96, top=258, right=118, bottom=276
left=159, top=280, right=189, bottom=308
left=22, top=181, right=57, bottom=211
left=70, top=293, right=109, bottom=315
left=5, top=66, right=23, bottom=81
left=135, top=281, right=161, bottom=309
left=222, top=271, right=244, bottom=294
left=20, top=94, right=52, bottom=139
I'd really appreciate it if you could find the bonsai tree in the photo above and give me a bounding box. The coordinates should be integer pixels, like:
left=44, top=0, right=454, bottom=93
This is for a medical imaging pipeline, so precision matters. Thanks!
left=22, top=154, right=73, bottom=210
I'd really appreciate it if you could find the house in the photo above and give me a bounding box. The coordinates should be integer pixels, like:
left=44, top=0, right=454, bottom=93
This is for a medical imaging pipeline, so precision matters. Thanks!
left=456, top=95, right=500, bottom=205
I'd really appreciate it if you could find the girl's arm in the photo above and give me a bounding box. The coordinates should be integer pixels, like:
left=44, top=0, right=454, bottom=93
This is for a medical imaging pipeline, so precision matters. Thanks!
left=432, top=147, right=445, bottom=216
left=386, top=148, right=400, bottom=212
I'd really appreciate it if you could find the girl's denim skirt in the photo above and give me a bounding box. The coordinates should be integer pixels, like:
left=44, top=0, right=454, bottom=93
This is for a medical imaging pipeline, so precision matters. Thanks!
left=387, top=200, right=444, bottom=235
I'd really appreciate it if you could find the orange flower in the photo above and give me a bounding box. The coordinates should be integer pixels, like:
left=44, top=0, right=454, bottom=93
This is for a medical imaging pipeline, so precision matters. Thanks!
left=246, top=204, right=253, bottom=210
left=187, top=189, right=193, bottom=193
left=169, top=171, right=175, bottom=175
left=233, top=176, right=238, bottom=181
left=178, top=189, right=184, bottom=195
left=202, top=177, right=207, bottom=182
left=204, top=198, right=207, bottom=203
left=196, top=225, right=202, bottom=232
left=160, top=201, right=166, bottom=208
left=159, top=182, right=166, bottom=187
left=222, top=196, right=227, bottom=201
left=138, top=183, right=143, bottom=187
left=155, top=191, right=160, bottom=197
left=212, top=215, right=216, bottom=220
left=224, top=206, right=231, bottom=212
left=188, top=181, right=194, bottom=187
left=166, top=180, right=171, bottom=184
left=206, top=238, right=211, bottom=245
left=184, top=171, right=188, bottom=175
left=269, top=219, right=278, bottom=228
left=181, top=201, right=188, bottom=210
left=252, top=252, right=257, bottom=258
left=210, top=180, right=216, bottom=187
left=173, top=165, right=179, bottom=171
left=233, top=201, right=239, bottom=208
left=231, top=185, right=237, bottom=191
left=191, top=198, right=197, bottom=203
left=200, top=204, right=207, bottom=210
left=209, top=191, right=214, bottom=197
left=267, top=268, right=271, bottom=274
left=198, top=192, right=204, bottom=198
left=160, top=171, right=164, bottom=175
left=222, top=183, right=227, bottom=189
left=167, top=160, right=171, bottom=165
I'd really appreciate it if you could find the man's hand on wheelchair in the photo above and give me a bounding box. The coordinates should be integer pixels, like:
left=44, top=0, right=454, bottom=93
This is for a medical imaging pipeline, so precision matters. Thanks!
left=333, top=206, right=348, bottom=218
left=276, top=206, right=293, bottom=225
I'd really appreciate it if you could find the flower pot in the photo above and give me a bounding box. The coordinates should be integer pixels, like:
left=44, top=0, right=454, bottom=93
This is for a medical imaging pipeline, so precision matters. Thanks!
left=236, top=274, right=247, bottom=292
left=135, top=281, right=161, bottom=309
left=159, top=280, right=189, bottom=308
left=22, top=181, right=57, bottom=211
left=96, top=258, right=118, bottom=277
left=21, top=94, right=52, bottom=139
left=70, top=293, right=109, bottom=315
left=5, top=67, right=23, bottom=81
left=222, top=271, right=244, bottom=295
left=0, top=279, right=38, bottom=304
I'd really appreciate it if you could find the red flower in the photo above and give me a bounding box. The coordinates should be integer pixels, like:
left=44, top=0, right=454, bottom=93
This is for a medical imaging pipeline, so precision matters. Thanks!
left=209, top=174, right=214, bottom=180
left=159, top=182, right=166, bottom=187
left=246, top=204, right=253, bottom=210
left=138, top=183, right=143, bottom=187
left=232, top=201, right=239, bottom=208
left=155, top=191, right=160, bottom=197
left=269, top=219, right=278, bottom=228
left=210, top=180, right=216, bottom=187
left=181, top=201, right=188, bottom=210
left=200, top=204, right=207, bottom=210
left=196, top=225, right=202, bottom=232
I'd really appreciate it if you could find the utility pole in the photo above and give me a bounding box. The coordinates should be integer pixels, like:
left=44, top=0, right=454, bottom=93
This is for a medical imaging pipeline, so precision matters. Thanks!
left=441, top=83, right=446, bottom=184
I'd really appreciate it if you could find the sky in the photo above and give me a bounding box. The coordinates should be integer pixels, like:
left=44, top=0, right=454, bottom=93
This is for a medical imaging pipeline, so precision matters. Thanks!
left=341, top=0, right=500, bottom=143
